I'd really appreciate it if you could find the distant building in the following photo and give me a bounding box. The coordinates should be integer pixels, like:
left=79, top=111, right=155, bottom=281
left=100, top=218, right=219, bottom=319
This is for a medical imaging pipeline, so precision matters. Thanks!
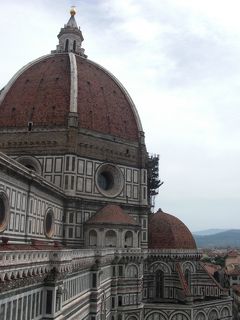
left=204, top=263, right=221, bottom=276
left=225, top=251, right=240, bottom=295
left=226, top=265, right=240, bottom=288
left=226, top=251, right=240, bottom=268
left=0, top=9, right=233, bottom=320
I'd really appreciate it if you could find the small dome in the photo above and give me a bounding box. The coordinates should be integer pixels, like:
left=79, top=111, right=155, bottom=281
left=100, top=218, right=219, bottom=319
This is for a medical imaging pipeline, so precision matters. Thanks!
left=148, top=209, right=196, bottom=250
left=86, top=204, right=139, bottom=226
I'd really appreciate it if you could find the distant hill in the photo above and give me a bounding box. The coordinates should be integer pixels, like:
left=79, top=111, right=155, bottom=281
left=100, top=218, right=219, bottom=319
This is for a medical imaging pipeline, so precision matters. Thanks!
left=194, top=229, right=240, bottom=248
left=193, top=229, right=229, bottom=236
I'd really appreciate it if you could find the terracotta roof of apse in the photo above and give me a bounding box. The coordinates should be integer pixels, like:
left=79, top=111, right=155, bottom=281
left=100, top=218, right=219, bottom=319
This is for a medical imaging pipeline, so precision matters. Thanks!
left=86, top=204, right=140, bottom=227
left=148, top=209, right=197, bottom=250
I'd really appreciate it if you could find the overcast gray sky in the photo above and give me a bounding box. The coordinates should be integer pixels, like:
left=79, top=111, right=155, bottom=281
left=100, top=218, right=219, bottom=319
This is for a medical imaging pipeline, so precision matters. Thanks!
left=0, top=0, right=240, bottom=232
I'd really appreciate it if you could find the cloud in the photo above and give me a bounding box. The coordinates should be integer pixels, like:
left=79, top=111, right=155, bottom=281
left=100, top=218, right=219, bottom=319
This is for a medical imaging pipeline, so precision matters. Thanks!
left=0, top=0, right=240, bottom=230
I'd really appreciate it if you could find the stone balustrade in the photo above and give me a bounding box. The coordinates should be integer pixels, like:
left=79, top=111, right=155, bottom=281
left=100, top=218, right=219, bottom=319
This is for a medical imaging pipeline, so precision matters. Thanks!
left=0, top=247, right=116, bottom=283
left=116, top=248, right=142, bottom=254
left=0, top=247, right=183, bottom=283
left=145, top=248, right=202, bottom=260
left=0, top=250, right=51, bottom=266
left=0, top=247, right=200, bottom=268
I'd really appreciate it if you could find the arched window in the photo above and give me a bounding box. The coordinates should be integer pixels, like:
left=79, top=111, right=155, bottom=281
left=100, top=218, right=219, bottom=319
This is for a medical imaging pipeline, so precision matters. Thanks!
left=73, top=40, right=76, bottom=52
left=89, top=230, right=97, bottom=246
left=138, top=231, right=141, bottom=247
left=185, top=269, right=191, bottom=287
left=44, top=208, right=54, bottom=238
left=105, top=230, right=117, bottom=247
left=65, top=39, right=69, bottom=52
left=221, top=307, right=230, bottom=317
left=0, top=191, right=10, bottom=233
left=171, top=314, right=189, bottom=320
left=145, top=312, right=167, bottom=320
left=156, top=269, right=164, bottom=298
left=209, top=310, right=218, bottom=320
left=196, top=312, right=206, bottom=320
left=125, top=231, right=133, bottom=247
left=126, top=265, right=138, bottom=278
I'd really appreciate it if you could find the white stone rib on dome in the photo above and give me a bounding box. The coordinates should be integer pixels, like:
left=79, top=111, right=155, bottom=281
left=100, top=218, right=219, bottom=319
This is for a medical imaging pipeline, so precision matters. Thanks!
left=0, top=53, right=78, bottom=117
left=0, top=52, right=144, bottom=135
left=69, top=52, right=78, bottom=113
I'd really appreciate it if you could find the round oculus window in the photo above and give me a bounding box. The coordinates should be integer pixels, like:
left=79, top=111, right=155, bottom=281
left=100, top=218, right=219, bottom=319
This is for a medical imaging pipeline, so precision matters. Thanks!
left=0, top=191, right=10, bottom=233
left=96, top=163, right=124, bottom=198
left=44, top=209, right=54, bottom=238
left=98, top=171, right=114, bottom=191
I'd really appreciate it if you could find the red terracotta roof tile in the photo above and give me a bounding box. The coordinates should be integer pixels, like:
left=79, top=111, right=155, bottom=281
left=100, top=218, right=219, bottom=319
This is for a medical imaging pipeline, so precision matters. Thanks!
left=148, top=209, right=196, bottom=250
left=0, top=55, right=70, bottom=127
left=86, top=204, right=139, bottom=226
left=0, top=54, right=140, bottom=141
left=75, top=57, right=139, bottom=141
left=233, top=285, right=240, bottom=295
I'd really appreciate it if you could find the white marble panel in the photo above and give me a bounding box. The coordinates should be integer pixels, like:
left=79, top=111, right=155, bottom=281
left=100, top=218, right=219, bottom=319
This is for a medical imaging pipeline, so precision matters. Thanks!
left=77, top=177, right=84, bottom=192
left=133, top=170, right=138, bottom=183
left=55, top=157, right=63, bottom=172
left=45, top=158, right=53, bottom=173
left=17, top=192, right=21, bottom=210
left=126, top=169, right=132, bottom=182
left=11, top=190, right=16, bottom=208
left=126, top=184, right=131, bottom=198
left=85, top=178, right=92, bottom=193
left=54, top=175, right=61, bottom=187
left=86, top=161, right=93, bottom=176
left=78, top=159, right=85, bottom=174
left=133, top=185, right=138, bottom=199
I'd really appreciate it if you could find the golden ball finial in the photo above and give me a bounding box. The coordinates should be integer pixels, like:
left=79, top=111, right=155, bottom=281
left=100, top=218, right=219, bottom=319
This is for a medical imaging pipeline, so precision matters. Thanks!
left=70, top=6, right=77, bottom=16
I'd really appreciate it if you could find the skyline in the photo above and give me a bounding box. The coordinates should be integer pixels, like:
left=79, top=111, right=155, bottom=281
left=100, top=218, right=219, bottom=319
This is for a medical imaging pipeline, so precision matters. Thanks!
left=0, top=0, right=240, bottom=231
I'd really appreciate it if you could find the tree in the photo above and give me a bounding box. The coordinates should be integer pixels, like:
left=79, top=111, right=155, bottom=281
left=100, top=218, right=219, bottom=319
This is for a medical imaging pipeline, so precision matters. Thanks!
left=147, top=155, right=163, bottom=210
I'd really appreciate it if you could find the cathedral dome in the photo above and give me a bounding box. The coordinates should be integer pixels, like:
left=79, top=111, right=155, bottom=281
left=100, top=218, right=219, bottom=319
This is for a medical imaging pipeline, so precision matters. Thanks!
left=0, top=53, right=142, bottom=141
left=0, top=11, right=143, bottom=142
left=86, top=204, right=139, bottom=226
left=148, top=209, right=197, bottom=250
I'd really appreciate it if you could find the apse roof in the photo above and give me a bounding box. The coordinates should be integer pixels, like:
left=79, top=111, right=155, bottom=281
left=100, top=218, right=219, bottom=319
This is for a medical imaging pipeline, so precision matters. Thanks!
left=86, top=204, right=140, bottom=227
left=148, top=209, right=197, bottom=250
